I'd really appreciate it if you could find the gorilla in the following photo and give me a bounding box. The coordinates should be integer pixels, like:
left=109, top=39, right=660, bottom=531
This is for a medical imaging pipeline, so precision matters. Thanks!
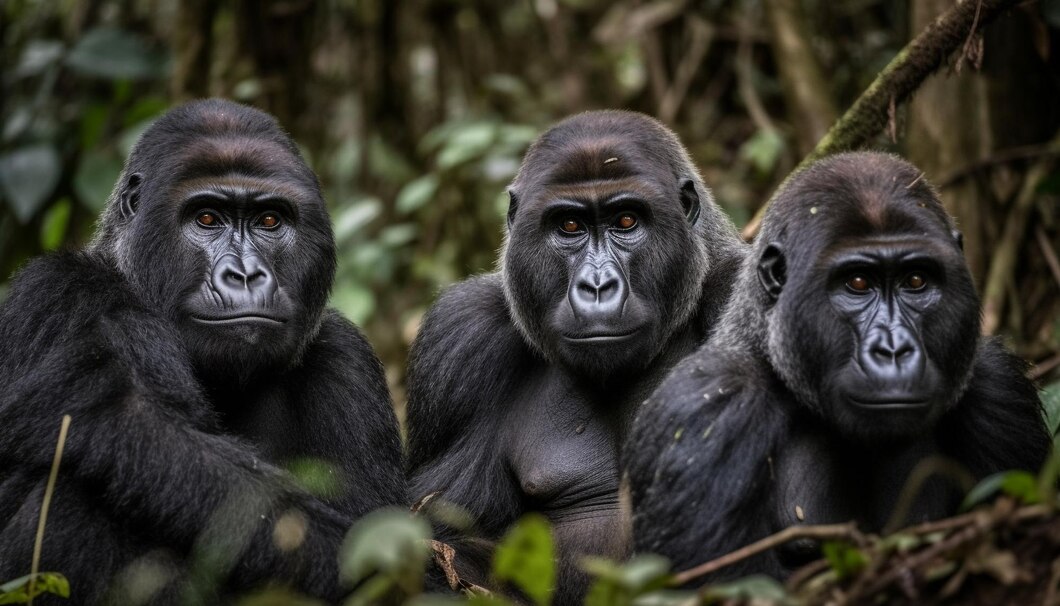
left=0, top=100, right=405, bottom=604
left=626, top=152, right=1050, bottom=582
left=405, top=110, right=747, bottom=603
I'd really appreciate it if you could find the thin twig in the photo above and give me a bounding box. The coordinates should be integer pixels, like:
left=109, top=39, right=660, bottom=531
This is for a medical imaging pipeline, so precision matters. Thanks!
left=29, top=414, right=71, bottom=606
left=1036, top=226, right=1060, bottom=291
left=672, top=522, right=865, bottom=586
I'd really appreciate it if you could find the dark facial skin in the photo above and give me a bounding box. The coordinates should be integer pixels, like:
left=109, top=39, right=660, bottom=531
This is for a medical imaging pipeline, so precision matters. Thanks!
left=756, top=173, right=978, bottom=441
left=505, top=155, right=702, bottom=380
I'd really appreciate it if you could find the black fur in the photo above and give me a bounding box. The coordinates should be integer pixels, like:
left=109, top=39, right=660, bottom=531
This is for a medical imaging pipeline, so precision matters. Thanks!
left=405, top=111, right=747, bottom=603
left=626, top=152, right=1050, bottom=581
left=0, top=100, right=405, bottom=604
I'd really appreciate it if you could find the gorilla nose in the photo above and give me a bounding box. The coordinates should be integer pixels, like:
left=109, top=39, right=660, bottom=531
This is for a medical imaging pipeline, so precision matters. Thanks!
left=569, top=262, right=627, bottom=318
left=212, top=255, right=277, bottom=306
left=863, top=326, right=923, bottom=378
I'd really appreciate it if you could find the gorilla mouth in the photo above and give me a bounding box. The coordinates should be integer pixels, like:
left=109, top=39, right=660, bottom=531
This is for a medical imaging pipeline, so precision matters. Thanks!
left=192, top=315, right=287, bottom=325
left=562, top=329, right=641, bottom=343
left=848, top=397, right=930, bottom=411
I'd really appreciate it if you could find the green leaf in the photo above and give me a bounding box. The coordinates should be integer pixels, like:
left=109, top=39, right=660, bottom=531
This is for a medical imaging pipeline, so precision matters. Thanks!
left=963, top=470, right=1041, bottom=510
left=0, top=143, right=62, bottom=223
left=1041, top=381, right=1060, bottom=441
left=702, top=575, right=791, bottom=604
left=40, top=197, right=72, bottom=250
left=437, top=122, right=497, bottom=170
left=333, top=197, right=382, bottom=244
left=73, top=150, right=123, bottom=212
left=739, top=129, right=785, bottom=176
left=15, top=40, right=64, bottom=78
left=395, top=175, right=439, bottom=215
left=1001, top=471, right=1041, bottom=504
left=583, top=555, right=672, bottom=606
left=339, top=508, right=432, bottom=589
left=65, top=27, right=169, bottom=80
left=822, top=541, right=867, bottom=579
left=492, top=513, right=555, bottom=606
left=0, top=573, right=70, bottom=604
left=284, top=458, right=342, bottom=499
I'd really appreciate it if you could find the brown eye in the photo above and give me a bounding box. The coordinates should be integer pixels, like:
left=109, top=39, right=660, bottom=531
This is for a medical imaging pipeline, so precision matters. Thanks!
left=615, top=213, right=637, bottom=229
left=847, top=275, right=870, bottom=292
left=906, top=273, right=926, bottom=289
left=260, top=213, right=280, bottom=229
left=196, top=212, right=218, bottom=227
left=561, top=218, right=583, bottom=234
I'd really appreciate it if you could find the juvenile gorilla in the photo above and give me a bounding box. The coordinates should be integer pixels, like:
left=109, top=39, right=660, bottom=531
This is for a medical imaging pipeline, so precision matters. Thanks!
left=627, top=152, right=1050, bottom=581
left=405, top=111, right=746, bottom=602
left=0, top=100, right=405, bottom=603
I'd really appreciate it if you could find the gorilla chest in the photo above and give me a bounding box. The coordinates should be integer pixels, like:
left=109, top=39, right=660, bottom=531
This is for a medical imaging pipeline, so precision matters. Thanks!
left=503, top=376, right=625, bottom=514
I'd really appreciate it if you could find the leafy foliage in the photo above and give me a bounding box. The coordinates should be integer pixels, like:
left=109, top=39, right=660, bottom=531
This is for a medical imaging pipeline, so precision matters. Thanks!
left=0, top=573, right=70, bottom=604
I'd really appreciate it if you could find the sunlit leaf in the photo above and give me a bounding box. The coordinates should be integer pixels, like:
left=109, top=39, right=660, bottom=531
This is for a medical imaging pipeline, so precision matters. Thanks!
left=65, top=27, right=169, bottom=80
left=396, top=175, right=439, bottom=215
left=380, top=223, right=418, bottom=248
left=73, top=150, right=123, bottom=212
left=331, top=281, right=376, bottom=326
left=822, top=541, right=867, bottom=579
left=437, top=123, right=497, bottom=170
left=285, top=458, right=343, bottom=499
left=492, top=513, right=555, bottom=606
left=15, top=40, right=64, bottom=77
left=740, top=129, right=785, bottom=176
left=0, top=143, right=62, bottom=223
left=333, top=198, right=382, bottom=244
left=963, top=470, right=1041, bottom=510
left=0, top=572, right=70, bottom=604
left=1041, top=381, right=1060, bottom=440
left=40, top=197, right=72, bottom=250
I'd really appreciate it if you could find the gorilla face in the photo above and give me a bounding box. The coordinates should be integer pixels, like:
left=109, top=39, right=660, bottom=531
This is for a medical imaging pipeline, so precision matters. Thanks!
left=502, top=113, right=707, bottom=379
left=758, top=154, right=979, bottom=440
left=102, top=101, right=336, bottom=377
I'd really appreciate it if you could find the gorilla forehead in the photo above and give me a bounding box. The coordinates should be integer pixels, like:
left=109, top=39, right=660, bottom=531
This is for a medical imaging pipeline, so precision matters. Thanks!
left=761, top=152, right=957, bottom=254
left=513, top=110, right=688, bottom=193
left=171, top=137, right=319, bottom=193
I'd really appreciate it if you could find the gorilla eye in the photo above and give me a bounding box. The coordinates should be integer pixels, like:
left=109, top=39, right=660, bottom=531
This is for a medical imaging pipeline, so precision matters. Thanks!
left=615, top=213, right=638, bottom=230
left=196, top=212, right=219, bottom=227
left=905, top=273, right=926, bottom=290
left=259, top=213, right=281, bottom=229
left=846, top=275, right=871, bottom=293
left=560, top=218, right=584, bottom=234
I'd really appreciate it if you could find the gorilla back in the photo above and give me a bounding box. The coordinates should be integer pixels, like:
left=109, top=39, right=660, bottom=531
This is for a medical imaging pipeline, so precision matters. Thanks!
left=626, top=152, right=1050, bottom=582
left=0, top=100, right=405, bottom=604
left=405, top=111, right=746, bottom=603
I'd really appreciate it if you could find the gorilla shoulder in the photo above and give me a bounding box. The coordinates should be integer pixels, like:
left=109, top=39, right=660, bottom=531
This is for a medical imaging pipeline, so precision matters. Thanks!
left=406, top=273, right=534, bottom=461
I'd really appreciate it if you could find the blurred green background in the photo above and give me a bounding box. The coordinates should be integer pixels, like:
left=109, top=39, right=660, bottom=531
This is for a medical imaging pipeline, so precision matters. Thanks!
left=2, top=0, right=1059, bottom=415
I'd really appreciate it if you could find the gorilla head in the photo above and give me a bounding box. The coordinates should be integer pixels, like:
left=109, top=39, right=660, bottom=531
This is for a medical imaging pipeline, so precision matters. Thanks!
left=502, top=110, right=737, bottom=379
left=92, top=99, right=336, bottom=377
left=749, top=152, right=979, bottom=439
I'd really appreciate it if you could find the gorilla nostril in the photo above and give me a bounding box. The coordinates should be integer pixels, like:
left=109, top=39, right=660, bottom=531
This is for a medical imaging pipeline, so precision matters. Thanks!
left=895, top=344, right=916, bottom=359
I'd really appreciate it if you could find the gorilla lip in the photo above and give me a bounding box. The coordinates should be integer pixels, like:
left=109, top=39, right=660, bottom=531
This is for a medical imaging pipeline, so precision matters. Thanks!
left=192, top=315, right=287, bottom=325
left=562, top=329, right=641, bottom=343
left=848, top=397, right=930, bottom=411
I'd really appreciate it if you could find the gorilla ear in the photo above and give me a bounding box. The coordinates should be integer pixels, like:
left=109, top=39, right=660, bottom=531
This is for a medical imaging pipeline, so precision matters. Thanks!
left=952, top=229, right=964, bottom=251
left=757, top=244, right=787, bottom=303
left=679, top=179, right=701, bottom=226
left=506, top=189, right=519, bottom=229
left=119, top=173, right=144, bottom=219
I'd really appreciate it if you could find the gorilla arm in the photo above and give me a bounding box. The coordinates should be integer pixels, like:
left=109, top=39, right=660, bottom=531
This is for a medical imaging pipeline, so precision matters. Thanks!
left=939, top=338, right=1052, bottom=477
left=0, top=254, right=348, bottom=596
left=405, top=275, right=530, bottom=579
left=626, top=349, right=791, bottom=581
left=281, top=309, right=407, bottom=517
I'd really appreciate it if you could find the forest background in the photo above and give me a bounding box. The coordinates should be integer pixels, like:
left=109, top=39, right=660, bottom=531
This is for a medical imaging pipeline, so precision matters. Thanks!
left=2, top=0, right=1060, bottom=419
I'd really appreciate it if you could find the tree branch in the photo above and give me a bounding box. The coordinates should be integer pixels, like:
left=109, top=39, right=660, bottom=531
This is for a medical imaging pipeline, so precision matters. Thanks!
left=742, top=0, right=1021, bottom=240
